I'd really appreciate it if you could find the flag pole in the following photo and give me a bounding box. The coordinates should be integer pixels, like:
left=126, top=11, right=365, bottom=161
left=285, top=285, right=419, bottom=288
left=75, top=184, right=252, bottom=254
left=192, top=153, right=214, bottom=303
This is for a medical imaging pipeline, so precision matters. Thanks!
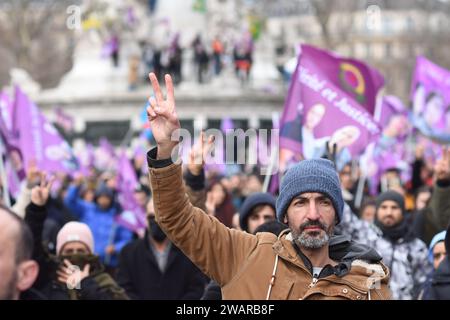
left=262, top=143, right=278, bottom=193
left=262, top=112, right=280, bottom=193
left=355, top=91, right=384, bottom=209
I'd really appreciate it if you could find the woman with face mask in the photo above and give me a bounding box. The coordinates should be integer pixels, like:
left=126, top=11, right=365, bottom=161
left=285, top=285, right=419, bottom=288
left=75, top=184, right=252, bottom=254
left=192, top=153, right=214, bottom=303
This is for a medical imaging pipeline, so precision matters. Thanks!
left=24, top=174, right=129, bottom=300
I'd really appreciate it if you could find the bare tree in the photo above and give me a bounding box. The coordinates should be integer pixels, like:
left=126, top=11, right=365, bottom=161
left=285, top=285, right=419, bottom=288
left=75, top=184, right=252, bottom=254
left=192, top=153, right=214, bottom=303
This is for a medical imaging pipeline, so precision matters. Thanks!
left=0, top=0, right=78, bottom=89
left=308, top=0, right=361, bottom=48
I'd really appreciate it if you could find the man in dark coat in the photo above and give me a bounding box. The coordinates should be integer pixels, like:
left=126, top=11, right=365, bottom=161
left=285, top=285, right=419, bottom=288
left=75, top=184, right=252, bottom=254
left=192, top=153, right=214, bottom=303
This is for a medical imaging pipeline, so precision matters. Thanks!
left=116, top=198, right=206, bottom=299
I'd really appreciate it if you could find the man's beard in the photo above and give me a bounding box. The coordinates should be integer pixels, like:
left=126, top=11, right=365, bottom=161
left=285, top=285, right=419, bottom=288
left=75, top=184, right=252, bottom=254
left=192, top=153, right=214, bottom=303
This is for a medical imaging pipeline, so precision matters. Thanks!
left=0, top=269, right=18, bottom=300
left=292, top=220, right=332, bottom=250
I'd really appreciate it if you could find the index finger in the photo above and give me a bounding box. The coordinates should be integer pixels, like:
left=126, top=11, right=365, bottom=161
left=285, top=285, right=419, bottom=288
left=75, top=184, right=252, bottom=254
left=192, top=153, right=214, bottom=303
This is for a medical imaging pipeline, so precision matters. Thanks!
left=149, top=72, right=164, bottom=105
left=63, top=259, right=74, bottom=268
left=206, top=135, right=215, bottom=147
left=204, top=134, right=215, bottom=157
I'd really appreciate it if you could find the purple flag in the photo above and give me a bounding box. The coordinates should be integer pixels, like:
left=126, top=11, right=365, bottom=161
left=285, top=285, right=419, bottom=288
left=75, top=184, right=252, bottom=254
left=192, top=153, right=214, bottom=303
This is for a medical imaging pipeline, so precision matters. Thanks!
left=0, top=100, right=10, bottom=146
left=369, top=102, right=414, bottom=193
left=297, top=45, right=384, bottom=115
left=86, top=143, right=96, bottom=167
left=360, top=96, right=412, bottom=195
left=115, top=151, right=147, bottom=233
left=0, top=93, right=21, bottom=155
left=99, top=137, right=115, bottom=155
left=375, top=95, right=411, bottom=153
left=54, top=107, right=74, bottom=134
left=0, top=91, right=26, bottom=196
left=378, top=96, right=408, bottom=127
left=279, top=44, right=382, bottom=172
left=0, top=91, right=13, bottom=133
left=5, top=160, right=21, bottom=198
left=132, top=139, right=148, bottom=177
left=410, top=56, right=450, bottom=143
left=101, top=35, right=119, bottom=58
left=76, top=143, right=96, bottom=176
left=0, top=119, right=21, bottom=199
left=360, top=141, right=411, bottom=196
left=13, top=86, right=78, bottom=174
left=96, top=137, right=117, bottom=170
left=0, top=92, right=18, bottom=151
left=416, top=135, right=443, bottom=167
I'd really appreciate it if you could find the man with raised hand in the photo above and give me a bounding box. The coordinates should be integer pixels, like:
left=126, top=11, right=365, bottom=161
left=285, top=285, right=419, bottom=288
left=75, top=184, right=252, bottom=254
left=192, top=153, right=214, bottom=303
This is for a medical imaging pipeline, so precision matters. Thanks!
left=145, top=72, right=391, bottom=300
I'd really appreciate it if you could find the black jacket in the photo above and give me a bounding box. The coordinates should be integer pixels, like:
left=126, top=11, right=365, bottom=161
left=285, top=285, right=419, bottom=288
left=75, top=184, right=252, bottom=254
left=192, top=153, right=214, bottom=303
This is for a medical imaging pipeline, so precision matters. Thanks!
left=38, top=268, right=128, bottom=300
left=426, top=257, right=450, bottom=300
left=201, top=280, right=222, bottom=300
left=412, top=179, right=450, bottom=245
left=117, top=232, right=206, bottom=299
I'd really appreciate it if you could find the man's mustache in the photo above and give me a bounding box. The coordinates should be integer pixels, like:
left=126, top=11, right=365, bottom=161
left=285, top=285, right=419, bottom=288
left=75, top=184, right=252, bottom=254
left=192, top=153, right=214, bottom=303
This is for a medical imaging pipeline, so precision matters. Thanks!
left=299, top=220, right=327, bottom=232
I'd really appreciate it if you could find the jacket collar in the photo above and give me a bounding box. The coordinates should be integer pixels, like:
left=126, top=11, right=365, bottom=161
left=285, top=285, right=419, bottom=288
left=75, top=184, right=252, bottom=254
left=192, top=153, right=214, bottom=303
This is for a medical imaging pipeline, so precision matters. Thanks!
left=272, top=229, right=390, bottom=292
left=272, top=229, right=310, bottom=273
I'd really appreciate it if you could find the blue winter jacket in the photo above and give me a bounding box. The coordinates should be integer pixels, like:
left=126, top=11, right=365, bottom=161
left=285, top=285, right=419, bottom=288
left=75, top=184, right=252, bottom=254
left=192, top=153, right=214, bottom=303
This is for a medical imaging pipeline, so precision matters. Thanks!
left=64, top=185, right=133, bottom=267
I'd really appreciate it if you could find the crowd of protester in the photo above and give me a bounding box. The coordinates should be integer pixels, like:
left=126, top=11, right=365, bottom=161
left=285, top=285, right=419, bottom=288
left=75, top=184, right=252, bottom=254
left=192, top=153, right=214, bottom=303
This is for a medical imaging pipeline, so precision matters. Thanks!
left=112, top=30, right=254, bottom=90
left=1, top=74, right=450, bottom=300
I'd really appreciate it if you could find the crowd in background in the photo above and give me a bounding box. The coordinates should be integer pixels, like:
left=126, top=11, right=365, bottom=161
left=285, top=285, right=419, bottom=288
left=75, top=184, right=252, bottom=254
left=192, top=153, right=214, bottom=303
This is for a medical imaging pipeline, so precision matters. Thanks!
left=1, top=129, right=450, bottom=299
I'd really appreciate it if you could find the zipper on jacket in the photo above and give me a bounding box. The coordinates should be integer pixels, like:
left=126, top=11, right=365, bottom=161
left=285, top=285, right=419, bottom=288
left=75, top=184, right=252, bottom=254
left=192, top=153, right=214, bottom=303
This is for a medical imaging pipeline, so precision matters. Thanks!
left=308, top=277, right=319, bottom=288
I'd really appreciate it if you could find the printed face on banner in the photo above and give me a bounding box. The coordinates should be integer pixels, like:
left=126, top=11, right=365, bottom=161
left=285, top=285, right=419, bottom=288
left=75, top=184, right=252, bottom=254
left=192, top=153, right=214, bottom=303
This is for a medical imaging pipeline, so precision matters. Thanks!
left=280, top=74, right=378, bottom=162
left=410, top=56, right=450, bottom=143
left=378, top=95, right=409, bottom=140
left=383, top=114, right=409, bottom=139
left=278, top=45, right=383, bottom=175
left=300, top=74, right=377, bottom=158
left=413, top=83, right=426, bottom=116
left=424, top=92, right=445, bottom=128
left=305, top=103, right=325, bottom=130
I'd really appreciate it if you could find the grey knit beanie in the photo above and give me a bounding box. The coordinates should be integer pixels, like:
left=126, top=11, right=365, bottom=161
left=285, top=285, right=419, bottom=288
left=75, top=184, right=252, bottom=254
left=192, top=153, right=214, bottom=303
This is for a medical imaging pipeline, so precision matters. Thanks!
left=276, top=158, right=344, bottom=224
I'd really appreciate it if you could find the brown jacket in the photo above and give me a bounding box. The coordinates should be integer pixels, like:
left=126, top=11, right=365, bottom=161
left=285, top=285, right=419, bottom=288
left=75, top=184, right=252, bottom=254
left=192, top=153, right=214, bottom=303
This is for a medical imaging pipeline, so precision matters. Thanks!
left=149, top=162, right=391, bottom=300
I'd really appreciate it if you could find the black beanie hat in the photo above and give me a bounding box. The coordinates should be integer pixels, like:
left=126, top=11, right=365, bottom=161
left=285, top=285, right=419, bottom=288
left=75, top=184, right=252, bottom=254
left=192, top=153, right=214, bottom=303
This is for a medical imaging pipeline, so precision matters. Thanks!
left=239, top=192, right=276, bottom=232
left=376, top=191, right=405, bottom=215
